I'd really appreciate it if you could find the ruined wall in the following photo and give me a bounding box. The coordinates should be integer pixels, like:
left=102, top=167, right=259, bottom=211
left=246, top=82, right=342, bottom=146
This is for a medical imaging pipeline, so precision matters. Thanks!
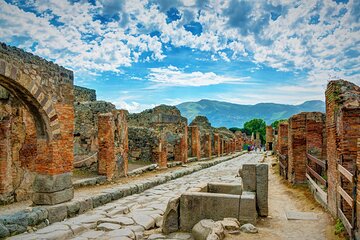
left=74, top=86, right=115, bottom=160
left=306, top=112, right=326, bottom=160
left=0, top=43, right=75, bottom=205
left=266, top=126, right=274, bottom=150
left=277, top=122, right=288, bottom=157
left=74, top=85, right=96, bottom=102
left=128, top=105, right=187, bottom=165
left=325, top=80, right=360, bottom=222
left=128, top=127, right=158, bottom=163
left=0, top=87, right=37, bottom=204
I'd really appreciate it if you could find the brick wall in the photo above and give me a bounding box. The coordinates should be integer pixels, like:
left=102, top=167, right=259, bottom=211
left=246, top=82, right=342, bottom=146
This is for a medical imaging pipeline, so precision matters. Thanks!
left=288, top=113, right=307, bottom=184
left=277, top=122, right=288, bottom=157
left=326, top=80, right=360, bottom=219
left=266, top=126, right=274, bottom=151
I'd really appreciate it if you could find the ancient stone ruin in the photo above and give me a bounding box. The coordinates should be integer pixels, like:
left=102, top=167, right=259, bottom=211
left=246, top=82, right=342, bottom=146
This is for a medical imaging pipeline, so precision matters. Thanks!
left=162, top=163, right=268, bottom=236
left=272, top=79, right=360, bottom=239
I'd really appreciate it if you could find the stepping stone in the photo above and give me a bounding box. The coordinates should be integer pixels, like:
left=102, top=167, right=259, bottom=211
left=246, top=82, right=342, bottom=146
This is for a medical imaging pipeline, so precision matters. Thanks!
left=130, top=213, right=155, bottom=229
left=106, top=228, right=135, bottom=238
left=79, top=230, right=105, bottom=239
left=167, top=232, right=194, bottom=239
left=97, top=223, right=121, bottom=231
left=286, top=211, right=318, bottom=220
left=98, top=216, right=134, bottom=225
left=148, top=233, right=166, bottom=239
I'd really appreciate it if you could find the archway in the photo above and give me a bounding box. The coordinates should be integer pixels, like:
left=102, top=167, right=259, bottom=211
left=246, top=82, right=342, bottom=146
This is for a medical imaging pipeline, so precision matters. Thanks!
left=0, top=43, right=74, bottom=205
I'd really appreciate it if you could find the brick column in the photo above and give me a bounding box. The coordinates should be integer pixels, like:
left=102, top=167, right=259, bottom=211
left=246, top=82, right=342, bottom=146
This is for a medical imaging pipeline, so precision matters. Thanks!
left=33, top=103, right=75, bottom=205
left=220, top=138, right=224, bottom=155
left=157, top=135, right=168, bottom=168
left=214, top=134, right=220, bottom=157
left=278, top=123, right=288, bottom=156
left=206, top=133, right=212, bottom=159
left=175, top=126, right=188, bottom=163
left=98, top=110, right=128, bottom=180
left=0, top=118, right=12, bottom=201
left=266, top=126, right=274, bottom=151
left=288, top=113, right=307, bottom=184
left=190, top=126, right=200, bottom=160
left=98, top=113, right=115, bottom=180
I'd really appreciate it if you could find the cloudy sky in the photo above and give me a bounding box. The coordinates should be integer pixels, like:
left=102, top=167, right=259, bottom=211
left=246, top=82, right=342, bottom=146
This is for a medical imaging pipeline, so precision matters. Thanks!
left=0, top=0, right=359, bottom=112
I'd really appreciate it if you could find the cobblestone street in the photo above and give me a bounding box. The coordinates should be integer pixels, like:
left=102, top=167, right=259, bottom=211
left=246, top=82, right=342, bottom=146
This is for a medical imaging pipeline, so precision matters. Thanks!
left=11, top=153, right=263, bottom=240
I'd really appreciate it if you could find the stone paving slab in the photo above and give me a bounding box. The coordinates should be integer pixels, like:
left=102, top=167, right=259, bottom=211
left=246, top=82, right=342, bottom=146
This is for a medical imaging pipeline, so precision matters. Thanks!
left=285, top=211, right=318, bottom=220
left=1, top=153, right=244, bottom=238
left=9, top=152, right=264, bottom=240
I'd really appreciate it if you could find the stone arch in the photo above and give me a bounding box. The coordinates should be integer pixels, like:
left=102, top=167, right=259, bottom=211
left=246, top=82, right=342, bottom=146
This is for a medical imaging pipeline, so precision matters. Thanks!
left=0, top=43, right=74, bottom=205
left=0, top=69, right=58, bottom=140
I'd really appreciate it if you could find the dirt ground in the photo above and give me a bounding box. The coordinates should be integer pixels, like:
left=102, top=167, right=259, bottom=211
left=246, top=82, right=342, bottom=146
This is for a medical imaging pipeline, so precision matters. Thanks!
left=226, top=155, right=345, bottom=240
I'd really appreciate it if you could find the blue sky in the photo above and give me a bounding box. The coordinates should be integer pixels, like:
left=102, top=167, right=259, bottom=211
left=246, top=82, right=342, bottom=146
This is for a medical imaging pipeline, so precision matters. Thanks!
left=0, top=0, right=359, bottom=112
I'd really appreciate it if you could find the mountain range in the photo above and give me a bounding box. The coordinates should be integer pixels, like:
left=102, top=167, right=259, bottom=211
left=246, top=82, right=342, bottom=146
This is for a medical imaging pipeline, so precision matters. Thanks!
left=176, top=99, right=325, bottom=128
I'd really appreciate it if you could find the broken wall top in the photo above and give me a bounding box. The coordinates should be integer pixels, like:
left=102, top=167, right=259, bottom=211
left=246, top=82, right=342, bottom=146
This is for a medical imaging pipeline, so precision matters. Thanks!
left=0, top=42, right=73, bottom=105
left=74, top=85, right=96, bottom=102
left=326, top=79, right=360, bottom=110
left=128, top=104, right=187, bottom=127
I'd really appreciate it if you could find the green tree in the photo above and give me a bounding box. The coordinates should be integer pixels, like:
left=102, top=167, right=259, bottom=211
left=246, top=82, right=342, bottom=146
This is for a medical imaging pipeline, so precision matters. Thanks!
left=243, top=118, right=266, bottom=144
left=229, top=127, right=242, bottom=133
left=271, top=119, right=288, bottom=130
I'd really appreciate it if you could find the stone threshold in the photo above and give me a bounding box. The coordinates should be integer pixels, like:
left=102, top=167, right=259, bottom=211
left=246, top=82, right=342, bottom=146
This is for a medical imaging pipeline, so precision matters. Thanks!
left=0, top=152, right=244, bottom=238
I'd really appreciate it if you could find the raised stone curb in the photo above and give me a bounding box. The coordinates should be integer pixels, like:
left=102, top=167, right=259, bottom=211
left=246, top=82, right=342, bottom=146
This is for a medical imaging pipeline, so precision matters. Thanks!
left=73, top=176, right=107, bottom=189
left=0, top=152, right=244, bottom=238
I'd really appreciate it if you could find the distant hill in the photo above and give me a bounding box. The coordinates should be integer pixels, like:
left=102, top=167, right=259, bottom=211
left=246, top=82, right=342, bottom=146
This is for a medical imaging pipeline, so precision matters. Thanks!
left=176, top=99, right=325, bottom=128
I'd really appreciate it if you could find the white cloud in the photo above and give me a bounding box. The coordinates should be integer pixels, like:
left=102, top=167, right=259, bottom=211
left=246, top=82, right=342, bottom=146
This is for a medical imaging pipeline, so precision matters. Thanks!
left=147, top=66, right=249, bottom=87
left=0, top=0, right=359, bottom=87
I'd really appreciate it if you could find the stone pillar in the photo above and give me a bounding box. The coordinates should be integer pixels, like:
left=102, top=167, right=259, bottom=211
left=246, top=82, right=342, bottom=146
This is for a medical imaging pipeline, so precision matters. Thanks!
left=255, top=132, right=261, bottom=148
left=278, top=123, right=288, bottom=156
left=190, top=126, right=200, bottom=160
left=214, top=134, right=220, bottom=157
left=33, top=103, right=75, bottom=205
left=98, top=113, right=115, bottom=179
left=220, top=138, right=224, bottom=156
left=206, top=133, right=212, bottom=159
left=175, top=126, right=188, bottom=163
left=288, top=113, right=307, bottom=184
left=0, top=117, right=12, bottom=202
left=157, top=135, right=168, bottom=168
left=98, top=110, right=128, bottom=180
left=266, top=126, right=274, bottom=151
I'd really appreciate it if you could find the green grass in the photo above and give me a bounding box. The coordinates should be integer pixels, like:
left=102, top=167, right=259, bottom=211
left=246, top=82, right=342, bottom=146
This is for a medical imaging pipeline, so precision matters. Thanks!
left=335, top=219, right=345, bottom=235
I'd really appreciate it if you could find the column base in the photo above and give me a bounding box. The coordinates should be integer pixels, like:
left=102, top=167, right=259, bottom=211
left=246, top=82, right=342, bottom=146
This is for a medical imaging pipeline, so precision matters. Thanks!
left=32, top=172, right=73, bottom=205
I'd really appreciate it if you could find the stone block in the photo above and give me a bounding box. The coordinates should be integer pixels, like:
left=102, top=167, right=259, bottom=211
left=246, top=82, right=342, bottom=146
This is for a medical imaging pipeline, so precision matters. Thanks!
left=180, top=192, right=240, bottom=231
left=46, top=204, right=67, bottom=224
left=0, top=223, right=10, bottom=238
left=239, top=191, right=257, bottom=225
left=32, top=187, right=74, bottom=205
left=256, top=164, right=268, bottom=216
left=208, top=182, right=242, bottom=195
left=32, top=173, right=72, bottom=193
left=162, top=196, right=180, bottom=234
left=241, top=164, right=256, bottom=192
left=66, top=201, right=80, bottom=217
left=78, top=198, right=93, bottom=214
